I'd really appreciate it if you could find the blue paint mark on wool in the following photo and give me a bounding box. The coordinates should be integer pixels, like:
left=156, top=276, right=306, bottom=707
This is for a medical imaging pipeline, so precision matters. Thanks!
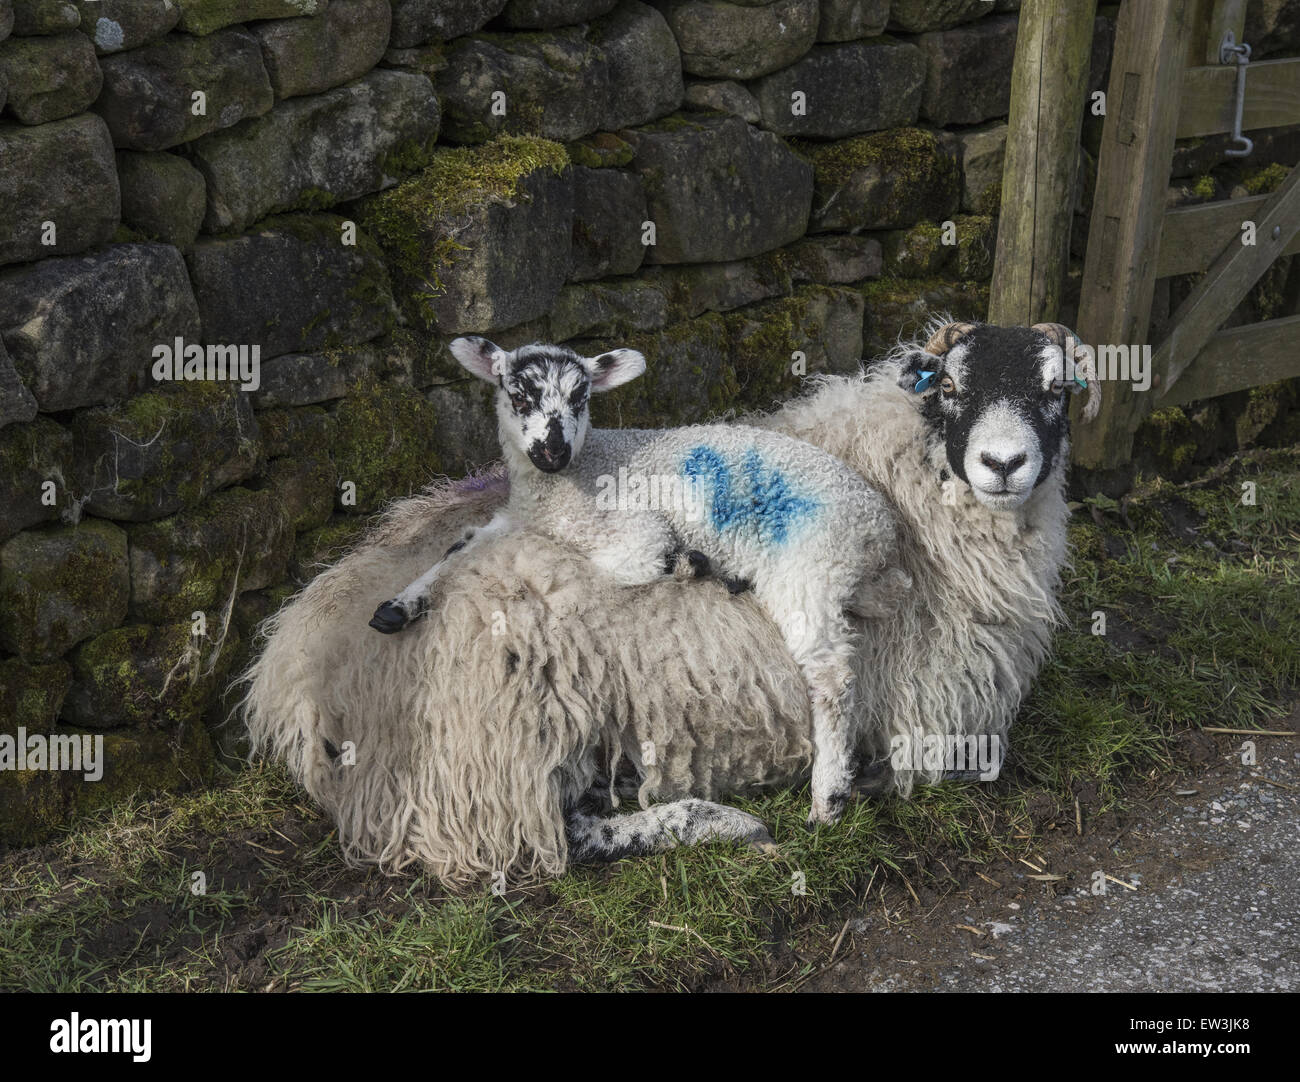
left=680, top=445, right=818, bottom=545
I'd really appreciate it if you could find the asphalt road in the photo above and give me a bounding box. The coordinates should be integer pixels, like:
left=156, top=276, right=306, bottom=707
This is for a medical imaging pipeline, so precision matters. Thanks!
left=808, top=721, right=1299, bottom=992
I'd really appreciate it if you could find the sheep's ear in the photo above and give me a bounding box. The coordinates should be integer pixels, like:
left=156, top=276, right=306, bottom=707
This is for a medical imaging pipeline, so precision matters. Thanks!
left=449, top=336, right=508, bottom=383
left=896, top=350, right=940, bottom=395
left=586, top=348, right=645, bottom=393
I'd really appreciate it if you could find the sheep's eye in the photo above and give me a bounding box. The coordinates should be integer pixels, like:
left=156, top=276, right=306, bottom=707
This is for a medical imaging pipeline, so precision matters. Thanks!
left=939, top=376, right=956, bottom=394
left=509, top=393, right=529, bottom=412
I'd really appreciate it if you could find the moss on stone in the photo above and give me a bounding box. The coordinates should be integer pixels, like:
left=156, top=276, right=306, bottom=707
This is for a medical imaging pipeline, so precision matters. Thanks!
left=566, top=131, right=635, bottom=168
left=262, top=454, right=336, bottom=534
left=0, top=519, right=130, bottom=662
left=1191, top=173, right=1217, bottom=199
left=127, top=487, right=292, bottom=622
left=331, top=379, right=444, bottom=513
left=256, top=405, right=334, bottom=459
left=74, top=382, right=262, bottom=516
left=380, top=136, right=440, bottom=178
left=858, top=276, right=990, bottom=355
left=356, top=135, right=569, bottom=324
left=801, top=127, right=944, bottom=190
left=176, top=0, right=324, bottom=35
left=1242, top=256, right=1292, bottom=323
left=953, top=214, right=996, bottom=280
left=0, top=657, right=72, bottom=727
left=67, top=620, right=233, bottom=730
left=974, top=180, right=1002, bottom=217
left=112, top=224, right=150, bottom=244
left=588, top=314, right=736, bottom=429
left=800, top=128, right=960, bottom=230
left=724, top=291, right=833, bottom=411
left=882, top=219, right=952, bottom=276
left=0, top=416, right=72, bottom=539
left=292, top=186, right=337, bottom=212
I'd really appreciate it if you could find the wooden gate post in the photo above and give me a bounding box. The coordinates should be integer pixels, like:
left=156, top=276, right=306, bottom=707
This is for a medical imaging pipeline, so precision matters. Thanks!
left=988, top=0, right=1098, bottom=327
left=1072, top=0, right=1193, bottom=469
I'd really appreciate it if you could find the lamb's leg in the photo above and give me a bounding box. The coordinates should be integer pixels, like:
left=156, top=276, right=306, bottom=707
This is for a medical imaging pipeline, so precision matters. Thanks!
left=802, top=656, right=857, bottom=826
left=370, top=511, right=512, bottom=634
left=564, top=798, right=777, bottom=863
left=764, top=593, right=858, bottom=827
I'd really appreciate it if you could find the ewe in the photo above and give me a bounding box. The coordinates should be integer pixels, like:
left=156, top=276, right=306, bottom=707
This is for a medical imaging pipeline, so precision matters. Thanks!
left=242, top=319, right=1098, bottom=883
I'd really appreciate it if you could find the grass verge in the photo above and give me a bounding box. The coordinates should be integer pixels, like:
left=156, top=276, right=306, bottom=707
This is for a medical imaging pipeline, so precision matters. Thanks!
left=2, top=446, right=1297, bottom=991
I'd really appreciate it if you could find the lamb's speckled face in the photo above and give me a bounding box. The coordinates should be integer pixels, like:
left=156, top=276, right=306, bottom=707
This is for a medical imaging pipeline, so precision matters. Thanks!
left=898, top=324, right=1080, bottom=511
left=449, top=337, right=645, bottom=473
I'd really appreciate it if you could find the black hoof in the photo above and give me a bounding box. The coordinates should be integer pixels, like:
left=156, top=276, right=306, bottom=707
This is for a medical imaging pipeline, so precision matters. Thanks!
left=369, top=600, right=410, bottom=634
left=686, top=550, right=711, bottom=577
left=724, top=576, right=751, bottom=595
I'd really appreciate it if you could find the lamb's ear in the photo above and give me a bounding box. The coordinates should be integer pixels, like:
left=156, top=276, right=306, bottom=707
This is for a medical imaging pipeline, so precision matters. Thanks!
left=449, top=336, right=508, bottom=383
left=586, top=348, right=645, bottom=393
left=896, top=350, right=941, bottom=395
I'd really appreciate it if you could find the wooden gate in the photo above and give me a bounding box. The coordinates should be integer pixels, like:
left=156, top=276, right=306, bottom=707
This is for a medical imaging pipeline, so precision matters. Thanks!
left=1071, top=0, right=1300, bottom=468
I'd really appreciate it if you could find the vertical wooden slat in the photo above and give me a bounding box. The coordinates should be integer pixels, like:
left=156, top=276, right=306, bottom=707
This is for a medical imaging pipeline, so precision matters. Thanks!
left=988, top=0, right=1098, bottom=327
left=1071, top=0, right=1193, bottom=470
left=1206, top=0, right=1247, bottom=63
left=1185, top=0, right=1214, bottom=68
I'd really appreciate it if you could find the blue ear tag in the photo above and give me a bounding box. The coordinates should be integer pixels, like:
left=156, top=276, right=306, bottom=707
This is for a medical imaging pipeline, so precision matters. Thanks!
left=914, top=370, right=936, bottom=393
left=1060, top=326, right=1088, bottom=390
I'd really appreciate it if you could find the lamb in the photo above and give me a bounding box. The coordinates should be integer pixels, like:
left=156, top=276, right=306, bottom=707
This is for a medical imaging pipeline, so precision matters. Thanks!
left=241, top=318, right=1099, bottom=884
left=367, top=336, right=904, bottom=826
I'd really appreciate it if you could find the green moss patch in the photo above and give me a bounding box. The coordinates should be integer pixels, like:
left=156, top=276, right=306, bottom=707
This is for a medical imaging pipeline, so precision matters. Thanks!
left=66, top=620, right=236, bottom=730
left=356, top=135, right=570, bottom=313
left=0, top=658, right=72, bottom=728
left=330, top=380, right=444, bottom=513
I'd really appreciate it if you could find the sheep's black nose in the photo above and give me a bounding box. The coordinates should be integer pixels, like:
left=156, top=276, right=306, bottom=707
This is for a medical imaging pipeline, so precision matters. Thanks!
left=980, top=452, right=1027, bottom=477
left=529, top=440, right=571, bottom=472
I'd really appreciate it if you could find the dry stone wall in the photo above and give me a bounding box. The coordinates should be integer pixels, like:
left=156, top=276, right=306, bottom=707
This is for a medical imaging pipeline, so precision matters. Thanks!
left=0, top=0, right=1297, bottom=843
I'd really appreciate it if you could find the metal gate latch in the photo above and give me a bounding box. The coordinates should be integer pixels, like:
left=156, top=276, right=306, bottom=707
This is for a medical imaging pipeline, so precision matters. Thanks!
left=1220, top=31, right=1253, bottom=157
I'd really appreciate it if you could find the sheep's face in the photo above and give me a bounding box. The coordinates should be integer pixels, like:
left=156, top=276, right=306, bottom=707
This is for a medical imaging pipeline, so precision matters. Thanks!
left=449, top=337, right=645, bottom=473
left=897, top=323, right=1091, bottom=511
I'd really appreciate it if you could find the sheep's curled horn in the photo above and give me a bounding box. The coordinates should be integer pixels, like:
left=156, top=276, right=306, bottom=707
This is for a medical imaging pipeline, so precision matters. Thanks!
left=923, top=321, right=976, bottom=355
left=1032, top=322, right=1102, bottom=423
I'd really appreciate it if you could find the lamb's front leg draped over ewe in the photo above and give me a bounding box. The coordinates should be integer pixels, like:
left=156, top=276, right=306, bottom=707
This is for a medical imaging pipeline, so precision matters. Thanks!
left=371, top=336, right=905, bottom=827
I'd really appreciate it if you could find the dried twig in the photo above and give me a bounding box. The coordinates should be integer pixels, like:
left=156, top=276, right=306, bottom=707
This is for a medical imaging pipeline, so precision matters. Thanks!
left=828, top=917, right=852, bottom=964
